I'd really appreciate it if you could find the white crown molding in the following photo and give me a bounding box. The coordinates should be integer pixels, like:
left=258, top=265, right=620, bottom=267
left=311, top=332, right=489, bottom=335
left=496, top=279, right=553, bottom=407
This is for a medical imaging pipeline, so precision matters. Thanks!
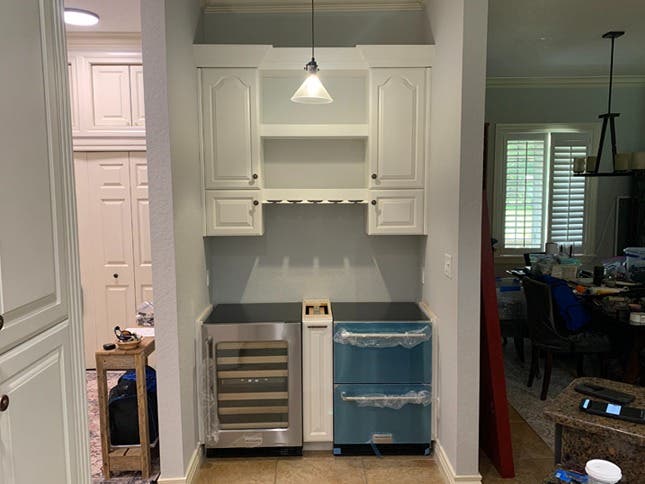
left=487, top=75, right=645, bottom=89
left=66, top=32, right=141, bottom=52
left=204, top=0, right=424, bottom=14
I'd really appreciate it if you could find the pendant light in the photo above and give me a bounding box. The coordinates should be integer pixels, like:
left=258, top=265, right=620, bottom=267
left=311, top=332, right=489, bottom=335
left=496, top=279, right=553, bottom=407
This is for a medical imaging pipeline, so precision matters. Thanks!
left=291, top=0, right=333, bottom=104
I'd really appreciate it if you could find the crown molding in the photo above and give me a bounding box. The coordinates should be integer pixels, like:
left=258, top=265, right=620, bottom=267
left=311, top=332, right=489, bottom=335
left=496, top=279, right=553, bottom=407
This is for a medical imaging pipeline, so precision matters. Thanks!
left=203, top=0, right=424, bottom=14
left=487, top=75, right=645, bottom=89
left=66, top=32, right=141, bottom=51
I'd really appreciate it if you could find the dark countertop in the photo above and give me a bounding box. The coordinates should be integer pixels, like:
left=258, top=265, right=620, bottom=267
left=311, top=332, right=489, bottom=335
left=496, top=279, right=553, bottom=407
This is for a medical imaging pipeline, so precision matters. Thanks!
left=544, top=377, right=645, bottom=447
left=332, top=302, right=428, bottom=321
left=205, top=303, right=302, bottom=324
left=204, top=302, right=429, bottom=324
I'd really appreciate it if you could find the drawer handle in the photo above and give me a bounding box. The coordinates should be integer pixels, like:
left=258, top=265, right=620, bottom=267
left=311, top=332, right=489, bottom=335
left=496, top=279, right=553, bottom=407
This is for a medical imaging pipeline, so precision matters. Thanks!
left=340, top=390, right=431, bottom=409
left=333, top=328, right=430, bottom=349
left=306, top=325, right=329, bottom=329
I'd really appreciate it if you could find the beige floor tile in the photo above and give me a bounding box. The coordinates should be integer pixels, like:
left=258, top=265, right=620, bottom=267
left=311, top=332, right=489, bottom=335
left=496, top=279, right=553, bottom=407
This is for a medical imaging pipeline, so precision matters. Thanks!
left=365, top=465, right=446, bottom=484
left=195, top=458, right=277, bottom=484
left=276, top=456, right=364, bottom=484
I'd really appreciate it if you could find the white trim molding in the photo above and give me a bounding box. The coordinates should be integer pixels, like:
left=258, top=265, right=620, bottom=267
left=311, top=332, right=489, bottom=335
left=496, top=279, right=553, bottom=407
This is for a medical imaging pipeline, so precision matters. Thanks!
left=203, top=0, right=424, bottom=14
left=487, top=75, right=645, bottom=89
left=157, top=446, right=203, bottom=484
left=435, top=441, right=482, bottom=484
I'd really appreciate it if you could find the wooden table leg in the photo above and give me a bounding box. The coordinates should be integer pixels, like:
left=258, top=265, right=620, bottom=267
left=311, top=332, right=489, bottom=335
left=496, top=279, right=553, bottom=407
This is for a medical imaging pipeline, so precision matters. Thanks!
left=135, top=353, right=151, bottom=478
left=95, top=357, right=112, bottom=479
left=554, top=424, right=562, bottom=465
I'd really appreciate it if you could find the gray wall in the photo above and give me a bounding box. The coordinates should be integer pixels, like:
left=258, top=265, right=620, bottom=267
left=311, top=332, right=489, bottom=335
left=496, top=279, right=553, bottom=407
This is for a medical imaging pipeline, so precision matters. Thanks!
left=206, top=205, right=423, bottom=303
left=486, top=84, right=645, bottom=263
left=199, top=11, right=432, bottom=46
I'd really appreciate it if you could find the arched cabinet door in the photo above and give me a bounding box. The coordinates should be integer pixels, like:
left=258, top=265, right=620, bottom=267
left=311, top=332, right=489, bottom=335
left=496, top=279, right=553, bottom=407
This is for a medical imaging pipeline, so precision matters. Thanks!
left=201, top=68, right=261, bottom=190
left=369, top=68, right=426, bottom=189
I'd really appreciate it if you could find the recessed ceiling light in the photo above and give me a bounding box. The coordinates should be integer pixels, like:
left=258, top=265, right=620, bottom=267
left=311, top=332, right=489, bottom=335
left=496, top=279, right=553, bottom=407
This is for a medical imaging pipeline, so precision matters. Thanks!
left=64, top=8, right=100, bottom=27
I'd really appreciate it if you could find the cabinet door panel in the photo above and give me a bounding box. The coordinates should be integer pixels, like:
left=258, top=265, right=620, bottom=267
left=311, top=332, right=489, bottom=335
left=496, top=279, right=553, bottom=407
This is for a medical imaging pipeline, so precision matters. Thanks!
left=202, top=69, right=260, bottom=189
left=368, top=190, right=424, bottom=235
left=303, top=322, right=333, bottom=442
left=370, top=69, right=425, bottom=189
left=130, top=65, right=145, bottom=127
left=90, top=64, right=132, bottom=128
left=205, top=191, right=263, bottom=236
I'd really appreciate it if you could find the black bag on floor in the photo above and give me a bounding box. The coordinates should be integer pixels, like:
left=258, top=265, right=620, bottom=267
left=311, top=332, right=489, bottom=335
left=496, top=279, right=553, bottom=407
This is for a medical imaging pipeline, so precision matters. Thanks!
left=108, top=365, right=159, bottom=446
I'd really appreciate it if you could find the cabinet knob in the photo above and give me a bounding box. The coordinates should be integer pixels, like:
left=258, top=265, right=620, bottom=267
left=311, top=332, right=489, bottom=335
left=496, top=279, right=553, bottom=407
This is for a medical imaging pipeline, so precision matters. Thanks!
left=371, top=173, right=377, bottom=180
left=0, top=314, right=3, bottom=331
left=252, top=173, right=259, bottom=180
left=371, top=200, right=377, bottom=206
left=253, top=200, right=259, bottom=206
left=113, top=273, right=119, bottom=279
left=0, top=395, right=9, bottom=412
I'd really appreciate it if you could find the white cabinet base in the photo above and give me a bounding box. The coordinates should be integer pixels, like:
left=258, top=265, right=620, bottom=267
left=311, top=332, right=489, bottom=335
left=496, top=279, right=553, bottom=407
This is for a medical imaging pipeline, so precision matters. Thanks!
left=367, top=190, right=425, bottom=235
left=205, top=190, right=263, bottom=236
left=303, top=321, right=333, bottom=443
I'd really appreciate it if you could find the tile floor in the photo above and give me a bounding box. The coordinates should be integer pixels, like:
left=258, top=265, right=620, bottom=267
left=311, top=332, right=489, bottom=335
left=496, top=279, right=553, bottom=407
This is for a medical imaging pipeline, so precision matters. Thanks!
left=194, top=406, right=555, bottom=483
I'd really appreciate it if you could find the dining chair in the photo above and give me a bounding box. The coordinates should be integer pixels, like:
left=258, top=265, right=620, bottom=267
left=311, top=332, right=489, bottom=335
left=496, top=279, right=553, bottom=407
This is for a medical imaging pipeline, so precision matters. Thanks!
left=522, top=276, right=611, bottom=400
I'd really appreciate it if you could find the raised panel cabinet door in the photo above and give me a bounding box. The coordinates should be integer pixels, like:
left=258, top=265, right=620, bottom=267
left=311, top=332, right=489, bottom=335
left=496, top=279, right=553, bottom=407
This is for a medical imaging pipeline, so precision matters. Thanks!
left=201, top=68, right=260, bottom=189
left=90, top=64, right=132, bottom=128
left=68, top=61, right=80, bottom=133
left=369, top=68, right=426, bottom=189
left=204, top=190, right=263, bottom=236
left=303, top=322, right=333, bottom=442
left=367, top=190, right=425, bottom=235
left=0, top=322, right=76, bottom=484
left=129, top=152, right=153, bottom=307
left=130, top=65, right=146, bottom=127
left=86, top=152, right=137, bottom=352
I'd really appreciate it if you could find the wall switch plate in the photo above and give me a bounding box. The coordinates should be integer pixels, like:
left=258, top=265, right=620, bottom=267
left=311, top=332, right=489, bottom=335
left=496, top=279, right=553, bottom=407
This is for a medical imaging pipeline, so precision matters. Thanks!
left=443, top=253, right=453, bottom=279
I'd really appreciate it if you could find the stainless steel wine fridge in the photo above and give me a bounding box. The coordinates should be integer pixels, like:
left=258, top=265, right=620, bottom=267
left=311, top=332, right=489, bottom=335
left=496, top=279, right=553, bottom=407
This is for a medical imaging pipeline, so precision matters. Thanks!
left=203, top=321, right=302, bottom=455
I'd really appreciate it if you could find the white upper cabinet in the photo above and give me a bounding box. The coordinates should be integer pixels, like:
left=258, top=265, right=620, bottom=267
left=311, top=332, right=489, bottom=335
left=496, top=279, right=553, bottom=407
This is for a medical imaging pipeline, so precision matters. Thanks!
left=90, top=64, right=132, bottom=128
left=201, top=68, right=260, bottom=190
left=130, top=65, right=146, bottom=127
left=204, top=190, right=263, bottom=236
left=367, top=190, right=425, bottom=235
left=369, top=68, right=426, bottom=189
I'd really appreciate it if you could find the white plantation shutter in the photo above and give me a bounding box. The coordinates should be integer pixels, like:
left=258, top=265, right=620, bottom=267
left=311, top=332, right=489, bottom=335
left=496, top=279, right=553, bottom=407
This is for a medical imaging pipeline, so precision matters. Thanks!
left=549, top=133, right=589, bottom=251
left=502, top=136, right=547, bottom=249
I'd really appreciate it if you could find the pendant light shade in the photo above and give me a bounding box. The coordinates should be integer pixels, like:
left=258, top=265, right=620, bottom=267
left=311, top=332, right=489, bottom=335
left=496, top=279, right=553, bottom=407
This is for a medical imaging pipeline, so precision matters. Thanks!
left=291, top=60, right=333, bottom=104
left=291, top=0, right=333, bottom=104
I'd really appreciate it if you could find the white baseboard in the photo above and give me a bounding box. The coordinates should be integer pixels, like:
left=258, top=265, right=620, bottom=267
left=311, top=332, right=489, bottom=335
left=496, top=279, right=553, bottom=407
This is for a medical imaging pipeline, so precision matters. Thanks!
left=435, top=441, right=482, bottom=484
left=158, top=445, right=203, bottom=484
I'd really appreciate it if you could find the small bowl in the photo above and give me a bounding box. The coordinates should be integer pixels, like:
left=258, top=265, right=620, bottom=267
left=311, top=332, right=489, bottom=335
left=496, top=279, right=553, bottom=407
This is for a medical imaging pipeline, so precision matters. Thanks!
left=115, top=337, right=141, bottom=350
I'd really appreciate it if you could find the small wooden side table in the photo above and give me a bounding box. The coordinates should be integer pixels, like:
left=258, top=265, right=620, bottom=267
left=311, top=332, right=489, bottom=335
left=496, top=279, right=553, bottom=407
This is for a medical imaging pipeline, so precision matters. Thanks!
left=96, top=337, right=155, bottom=479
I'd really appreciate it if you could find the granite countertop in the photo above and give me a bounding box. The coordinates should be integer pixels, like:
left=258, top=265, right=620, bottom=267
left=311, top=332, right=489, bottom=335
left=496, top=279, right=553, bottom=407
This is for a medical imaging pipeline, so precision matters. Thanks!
left=544, top=377, right=645, bottom=447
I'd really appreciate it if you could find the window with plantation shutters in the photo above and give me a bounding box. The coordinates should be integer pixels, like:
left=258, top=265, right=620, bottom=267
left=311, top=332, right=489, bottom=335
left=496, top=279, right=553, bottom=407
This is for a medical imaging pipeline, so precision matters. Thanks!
left=493, top=125, right=596, bottom=256
left=549, top=134, right=590, bottom=251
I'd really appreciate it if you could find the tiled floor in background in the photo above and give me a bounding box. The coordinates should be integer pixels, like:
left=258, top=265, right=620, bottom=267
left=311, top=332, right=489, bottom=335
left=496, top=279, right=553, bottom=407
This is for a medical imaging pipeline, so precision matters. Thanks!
left=480, top=405, right=554, bottom=483
left=194, top=453, right=446, bottom=483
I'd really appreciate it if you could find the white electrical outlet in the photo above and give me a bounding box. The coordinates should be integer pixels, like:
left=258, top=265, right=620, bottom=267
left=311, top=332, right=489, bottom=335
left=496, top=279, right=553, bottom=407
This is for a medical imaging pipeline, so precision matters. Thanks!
left=443, top=253, right=453, bottom=278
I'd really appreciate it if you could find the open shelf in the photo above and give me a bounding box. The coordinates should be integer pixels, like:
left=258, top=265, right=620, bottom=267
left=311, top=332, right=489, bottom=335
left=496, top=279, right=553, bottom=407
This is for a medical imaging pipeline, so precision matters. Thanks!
left=262, top=188, right=368, bottom=204
left=260, top=124, right=368, bottom=139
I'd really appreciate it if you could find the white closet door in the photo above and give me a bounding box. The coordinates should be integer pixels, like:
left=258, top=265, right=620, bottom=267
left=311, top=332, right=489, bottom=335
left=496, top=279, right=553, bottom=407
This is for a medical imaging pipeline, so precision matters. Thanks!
left=86, top=152, right=136, bottom=356
left=129, top=152, right=153, bottom=308
left=90, top=64, right=132, bottom=128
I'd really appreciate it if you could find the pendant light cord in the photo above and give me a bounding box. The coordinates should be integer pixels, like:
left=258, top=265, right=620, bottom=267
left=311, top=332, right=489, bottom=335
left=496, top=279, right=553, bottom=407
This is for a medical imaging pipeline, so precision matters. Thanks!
left=311, top=0, right=315, bottom=60
left=608, top=36, right=615, bottom=113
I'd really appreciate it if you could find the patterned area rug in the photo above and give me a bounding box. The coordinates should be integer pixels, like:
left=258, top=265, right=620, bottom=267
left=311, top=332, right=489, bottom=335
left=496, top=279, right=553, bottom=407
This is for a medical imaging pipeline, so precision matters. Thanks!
left=86, top=370, right=160, bottom=483
left=502, top=341, right=575, bottom=450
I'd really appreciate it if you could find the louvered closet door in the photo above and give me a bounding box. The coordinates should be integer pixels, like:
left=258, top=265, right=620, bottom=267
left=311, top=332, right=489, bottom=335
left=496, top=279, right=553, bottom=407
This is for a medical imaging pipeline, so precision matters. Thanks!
left=549, top=133, right=591, bottom=252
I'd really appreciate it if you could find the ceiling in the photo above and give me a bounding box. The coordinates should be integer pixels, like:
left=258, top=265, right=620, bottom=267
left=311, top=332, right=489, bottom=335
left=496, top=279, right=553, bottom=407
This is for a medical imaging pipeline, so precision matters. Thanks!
left=487, top=0, right=645, bottom=77
left=63, top=0, right=141, bottom=33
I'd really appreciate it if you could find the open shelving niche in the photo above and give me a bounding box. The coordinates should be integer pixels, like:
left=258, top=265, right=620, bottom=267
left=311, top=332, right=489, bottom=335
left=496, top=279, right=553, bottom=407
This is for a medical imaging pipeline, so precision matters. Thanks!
left=259, top=69, right=369, bottom=205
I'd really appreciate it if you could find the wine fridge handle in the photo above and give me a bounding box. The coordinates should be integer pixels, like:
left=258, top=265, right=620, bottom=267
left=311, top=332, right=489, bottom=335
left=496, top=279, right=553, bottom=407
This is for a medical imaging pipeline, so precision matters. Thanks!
left=205, top=336, right=214, bottom=439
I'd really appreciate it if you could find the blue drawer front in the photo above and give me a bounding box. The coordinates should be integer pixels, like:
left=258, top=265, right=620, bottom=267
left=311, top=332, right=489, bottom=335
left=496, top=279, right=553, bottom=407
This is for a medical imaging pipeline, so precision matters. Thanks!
left=334, top=384, right=431, bottom=445
left=334, top=322, right=432, bottom=384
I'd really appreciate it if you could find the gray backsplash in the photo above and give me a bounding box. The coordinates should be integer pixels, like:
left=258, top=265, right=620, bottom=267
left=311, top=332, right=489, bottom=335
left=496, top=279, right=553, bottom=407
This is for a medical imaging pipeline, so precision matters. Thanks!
left=205, top=204, right=423, bottom=303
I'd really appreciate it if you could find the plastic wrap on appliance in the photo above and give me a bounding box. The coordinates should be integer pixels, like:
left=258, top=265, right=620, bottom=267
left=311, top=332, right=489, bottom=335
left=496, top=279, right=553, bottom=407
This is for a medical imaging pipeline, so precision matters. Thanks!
left=341, top=390, right=432, bottom=409
left=203, top=341, right=220, bottom=445
left=333, top=326, right=430, bottom=348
